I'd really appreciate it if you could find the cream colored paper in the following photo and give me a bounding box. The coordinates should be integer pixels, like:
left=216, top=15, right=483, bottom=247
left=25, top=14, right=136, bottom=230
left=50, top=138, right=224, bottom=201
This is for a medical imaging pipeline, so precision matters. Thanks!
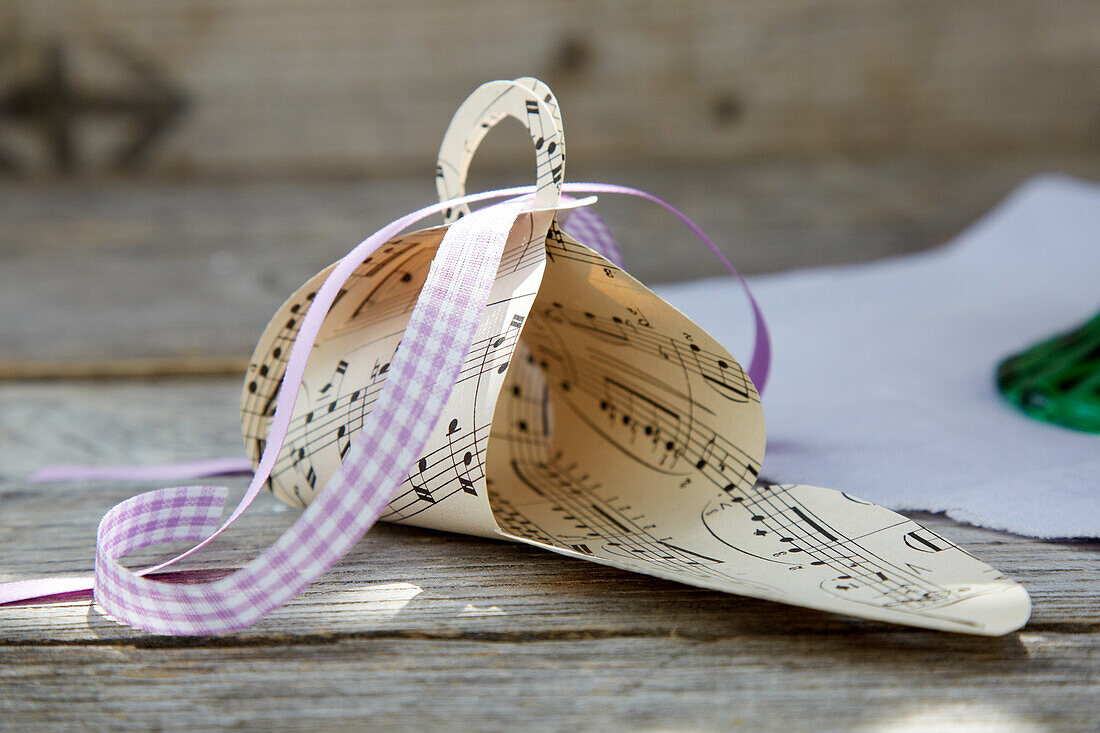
left=240, top=79, right=1029, bottom=635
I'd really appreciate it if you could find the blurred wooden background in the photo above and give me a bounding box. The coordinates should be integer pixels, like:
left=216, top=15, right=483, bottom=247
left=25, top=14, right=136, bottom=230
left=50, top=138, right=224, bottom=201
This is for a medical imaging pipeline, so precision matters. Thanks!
left=2, top=0, right=1098, bottom=374
left=0, top=0, right=1097, bottom=176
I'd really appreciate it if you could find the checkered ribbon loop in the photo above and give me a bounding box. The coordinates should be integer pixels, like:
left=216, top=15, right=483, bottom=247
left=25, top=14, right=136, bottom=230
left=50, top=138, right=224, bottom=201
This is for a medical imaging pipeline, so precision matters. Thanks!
left=1, top=183, right=769, bottom=633
left=92, top=199, right=532, bottom=633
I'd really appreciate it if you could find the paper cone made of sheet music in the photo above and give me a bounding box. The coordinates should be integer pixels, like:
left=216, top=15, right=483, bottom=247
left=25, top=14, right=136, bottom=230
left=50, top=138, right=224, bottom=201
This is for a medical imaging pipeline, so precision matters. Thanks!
left=240, top=79, right=1030, bottom=636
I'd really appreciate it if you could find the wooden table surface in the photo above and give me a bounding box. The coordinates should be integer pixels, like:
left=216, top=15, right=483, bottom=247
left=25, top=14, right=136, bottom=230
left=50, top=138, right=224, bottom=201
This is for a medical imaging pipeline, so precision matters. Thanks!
left=2, top=159, right=1098, bottom=731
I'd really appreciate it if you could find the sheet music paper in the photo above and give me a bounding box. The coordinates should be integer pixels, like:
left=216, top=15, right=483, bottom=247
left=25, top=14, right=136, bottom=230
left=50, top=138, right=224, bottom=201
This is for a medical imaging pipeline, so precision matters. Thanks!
left=657, top=175, right=1100, bottom=539
left=239, top=79, right=1030, bottom=635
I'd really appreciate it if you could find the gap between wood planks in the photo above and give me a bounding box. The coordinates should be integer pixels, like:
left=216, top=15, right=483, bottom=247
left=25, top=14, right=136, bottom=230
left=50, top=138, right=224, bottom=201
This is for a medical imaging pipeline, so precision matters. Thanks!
left=2, top=619, right=1097, bottom=651
left=0, top=357, right=248, bottom=381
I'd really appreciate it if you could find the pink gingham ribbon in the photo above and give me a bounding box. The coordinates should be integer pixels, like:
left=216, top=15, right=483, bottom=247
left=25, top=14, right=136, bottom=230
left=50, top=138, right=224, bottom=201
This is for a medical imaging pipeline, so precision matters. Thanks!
left=2, top=183, right=769, bottom=634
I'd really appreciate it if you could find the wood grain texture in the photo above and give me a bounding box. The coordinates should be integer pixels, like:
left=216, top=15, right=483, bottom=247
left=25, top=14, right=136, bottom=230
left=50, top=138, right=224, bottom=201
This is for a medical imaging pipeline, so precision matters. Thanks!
left=1, top=379, right=1097, bottom=730
left=2, top=634, right=1097, bottom=731
left=2, top=1, right=1098, bottom=175
left=3, top=157, right=1099, bottom=375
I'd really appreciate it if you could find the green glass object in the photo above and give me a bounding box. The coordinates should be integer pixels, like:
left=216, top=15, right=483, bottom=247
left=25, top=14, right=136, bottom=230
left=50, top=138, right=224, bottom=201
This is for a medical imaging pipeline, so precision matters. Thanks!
left=997, top=309, right=1100, bottom=433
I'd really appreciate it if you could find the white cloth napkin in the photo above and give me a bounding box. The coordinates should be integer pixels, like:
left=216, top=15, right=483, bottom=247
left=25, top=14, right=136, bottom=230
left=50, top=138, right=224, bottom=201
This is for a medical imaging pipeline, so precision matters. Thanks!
left=656, top=175, right=1100, bottom=538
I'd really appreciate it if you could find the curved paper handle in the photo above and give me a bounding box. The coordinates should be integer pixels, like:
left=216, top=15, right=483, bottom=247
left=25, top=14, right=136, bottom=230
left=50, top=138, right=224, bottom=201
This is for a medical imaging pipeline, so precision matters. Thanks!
left=436, top=78, right=565, bottom=222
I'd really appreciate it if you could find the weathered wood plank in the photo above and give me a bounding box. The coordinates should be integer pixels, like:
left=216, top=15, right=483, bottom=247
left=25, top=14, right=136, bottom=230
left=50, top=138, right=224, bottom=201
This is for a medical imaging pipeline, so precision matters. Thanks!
left=2, top=632, right=1098, bottom=731
left=3, top=157, right=1098, bottom=376
left=2, top=1, right=1098, bottom=175
left=1, top=379, right=1097, bottom=646
left=4, top=500, right=1098, bottom=643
